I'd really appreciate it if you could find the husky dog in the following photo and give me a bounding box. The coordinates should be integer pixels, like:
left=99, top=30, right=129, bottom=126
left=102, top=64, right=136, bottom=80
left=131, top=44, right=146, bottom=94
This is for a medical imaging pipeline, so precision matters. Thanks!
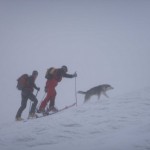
left=78, top=84, right=114, bottom=103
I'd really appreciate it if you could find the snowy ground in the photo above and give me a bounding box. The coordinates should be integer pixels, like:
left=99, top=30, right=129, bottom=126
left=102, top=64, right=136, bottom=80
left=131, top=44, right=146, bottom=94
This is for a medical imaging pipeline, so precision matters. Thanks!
left=0, top=87, right=150, bottom=150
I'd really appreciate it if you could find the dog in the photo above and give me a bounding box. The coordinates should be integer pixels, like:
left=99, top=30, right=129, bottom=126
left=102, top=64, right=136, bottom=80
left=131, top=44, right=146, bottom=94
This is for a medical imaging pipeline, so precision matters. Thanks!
left=78, top=84, right=114, bottom=103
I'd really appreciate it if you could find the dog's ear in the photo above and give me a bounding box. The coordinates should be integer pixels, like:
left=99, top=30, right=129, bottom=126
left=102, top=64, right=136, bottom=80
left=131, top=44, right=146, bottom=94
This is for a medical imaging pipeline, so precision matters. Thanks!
left=107, top=85, right=114, bottom=90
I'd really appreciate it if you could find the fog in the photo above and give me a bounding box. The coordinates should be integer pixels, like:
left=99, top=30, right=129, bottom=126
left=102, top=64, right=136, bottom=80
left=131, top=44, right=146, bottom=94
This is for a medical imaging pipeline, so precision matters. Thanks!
left=0, top=0, right=150, bottom=123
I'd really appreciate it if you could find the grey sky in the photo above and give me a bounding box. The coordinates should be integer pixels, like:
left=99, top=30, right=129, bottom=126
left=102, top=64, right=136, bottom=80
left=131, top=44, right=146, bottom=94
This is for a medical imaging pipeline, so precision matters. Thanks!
left=0, top=0, right=150, bottom=121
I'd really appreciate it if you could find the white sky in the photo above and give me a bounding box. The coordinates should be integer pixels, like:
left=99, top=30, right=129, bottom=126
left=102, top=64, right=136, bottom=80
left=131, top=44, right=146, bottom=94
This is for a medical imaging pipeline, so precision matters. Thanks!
left=0, top=0, right=150, bottom=122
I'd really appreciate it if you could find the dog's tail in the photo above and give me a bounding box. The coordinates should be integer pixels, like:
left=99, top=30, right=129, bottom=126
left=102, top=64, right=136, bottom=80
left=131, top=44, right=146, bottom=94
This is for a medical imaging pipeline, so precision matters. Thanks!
left=78, top=91, right=87, bottom=94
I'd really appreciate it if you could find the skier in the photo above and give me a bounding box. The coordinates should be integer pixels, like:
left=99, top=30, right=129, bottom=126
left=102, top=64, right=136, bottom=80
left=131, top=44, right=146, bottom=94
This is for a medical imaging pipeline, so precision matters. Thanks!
left=16, top=70, right=40, bottom=121
left=38, top=65, right=77, bottom=113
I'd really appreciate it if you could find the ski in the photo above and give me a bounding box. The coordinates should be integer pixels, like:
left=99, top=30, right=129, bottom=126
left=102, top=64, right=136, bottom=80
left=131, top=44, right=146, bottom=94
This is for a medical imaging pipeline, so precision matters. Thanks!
left=23, top=102, right=76, bottom=122
left=37, top=102, right=76, bottom=118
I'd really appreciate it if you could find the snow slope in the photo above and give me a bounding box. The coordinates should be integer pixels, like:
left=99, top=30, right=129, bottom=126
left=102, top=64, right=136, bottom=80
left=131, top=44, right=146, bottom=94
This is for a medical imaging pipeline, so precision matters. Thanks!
left=0, top=87, right=150, bottom=150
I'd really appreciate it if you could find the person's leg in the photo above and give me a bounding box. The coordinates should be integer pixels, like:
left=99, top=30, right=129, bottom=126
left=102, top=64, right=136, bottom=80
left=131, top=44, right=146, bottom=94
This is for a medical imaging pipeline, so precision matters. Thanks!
left=39, top=79, right=57, bottom=112
left=49, top=95, right=58, bottom=112
left=16, top=94, right=28, bottom=119
left=49, top=96, right=55, bottom=108
left=28, top=93, right=38, bottom=114
left=39, top=93, right=51, bottom=111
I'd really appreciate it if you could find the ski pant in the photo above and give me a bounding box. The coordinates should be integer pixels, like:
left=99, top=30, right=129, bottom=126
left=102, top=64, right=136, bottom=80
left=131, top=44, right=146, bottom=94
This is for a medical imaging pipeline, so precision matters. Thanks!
left=39, top=79, right=57, bottom=111
left=39, top=95, right=56, bottom=111
left=16, top=90, right=38, bottom=118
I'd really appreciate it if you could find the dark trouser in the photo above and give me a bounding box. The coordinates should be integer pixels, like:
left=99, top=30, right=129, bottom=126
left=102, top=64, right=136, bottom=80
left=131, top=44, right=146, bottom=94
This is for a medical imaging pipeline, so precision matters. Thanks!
left=16, top=90, right=38, bottom=118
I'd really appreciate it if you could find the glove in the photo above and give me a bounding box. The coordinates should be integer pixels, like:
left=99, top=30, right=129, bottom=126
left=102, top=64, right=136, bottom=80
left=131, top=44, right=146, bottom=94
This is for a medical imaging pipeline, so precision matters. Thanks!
left=73, top=72, right=77, bottom=77
left=37, top=87, right=40, bottom=91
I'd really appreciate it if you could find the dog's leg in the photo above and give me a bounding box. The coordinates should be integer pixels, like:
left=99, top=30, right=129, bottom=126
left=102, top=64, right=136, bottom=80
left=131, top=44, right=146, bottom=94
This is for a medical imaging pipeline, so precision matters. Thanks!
left=98, top=94, right=101, bottom=100
left=84, top=94, right=90, bottom=103
left=103, top=92, right=109, bottom=98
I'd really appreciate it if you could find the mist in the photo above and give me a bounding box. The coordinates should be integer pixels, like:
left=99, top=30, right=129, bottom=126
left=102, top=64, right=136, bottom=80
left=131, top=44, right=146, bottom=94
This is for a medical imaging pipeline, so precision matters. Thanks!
left=0, top=0, right=150, bottom=123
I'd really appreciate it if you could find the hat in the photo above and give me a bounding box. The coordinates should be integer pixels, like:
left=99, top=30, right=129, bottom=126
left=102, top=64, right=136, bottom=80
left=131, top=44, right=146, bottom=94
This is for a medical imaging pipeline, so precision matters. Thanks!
left=61, top=65, right=68, bottom=72
left=32, top=70, right=38, bottom=76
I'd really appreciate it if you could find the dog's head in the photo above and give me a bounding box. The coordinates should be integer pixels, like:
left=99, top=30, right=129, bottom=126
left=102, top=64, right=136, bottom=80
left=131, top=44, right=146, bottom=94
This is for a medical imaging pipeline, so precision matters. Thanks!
left=103, top=84, right=114, bottom=91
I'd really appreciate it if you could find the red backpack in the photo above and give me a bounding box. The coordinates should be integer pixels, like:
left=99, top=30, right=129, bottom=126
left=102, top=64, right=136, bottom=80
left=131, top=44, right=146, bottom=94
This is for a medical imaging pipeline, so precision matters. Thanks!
left=16, top=74, right=29, bottom=90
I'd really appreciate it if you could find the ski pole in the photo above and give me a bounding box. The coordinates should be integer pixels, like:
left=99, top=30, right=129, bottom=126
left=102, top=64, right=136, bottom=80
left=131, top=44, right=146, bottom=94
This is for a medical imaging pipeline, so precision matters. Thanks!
left=75, top=72, right=77, bottom=106
left=35, top=90, right=39, bottom=97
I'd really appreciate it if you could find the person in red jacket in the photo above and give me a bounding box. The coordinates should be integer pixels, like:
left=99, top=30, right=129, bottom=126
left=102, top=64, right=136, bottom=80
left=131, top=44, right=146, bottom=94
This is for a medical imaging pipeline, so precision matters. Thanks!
left=38, top=65, right=77, bottom=113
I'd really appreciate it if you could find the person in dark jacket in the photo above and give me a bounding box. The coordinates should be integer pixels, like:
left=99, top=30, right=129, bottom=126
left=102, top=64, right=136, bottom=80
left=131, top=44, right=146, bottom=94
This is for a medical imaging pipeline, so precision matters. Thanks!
left=38, top=66, right=77, bottom=113
left=16, top=70, right=40, bottom=121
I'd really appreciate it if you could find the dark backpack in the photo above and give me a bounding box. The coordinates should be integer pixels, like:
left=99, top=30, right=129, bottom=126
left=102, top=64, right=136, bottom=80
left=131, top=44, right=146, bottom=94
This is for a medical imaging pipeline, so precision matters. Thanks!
left=16, top=74, right=29, bottom=90
left=45, top=67, right=57, bottom=79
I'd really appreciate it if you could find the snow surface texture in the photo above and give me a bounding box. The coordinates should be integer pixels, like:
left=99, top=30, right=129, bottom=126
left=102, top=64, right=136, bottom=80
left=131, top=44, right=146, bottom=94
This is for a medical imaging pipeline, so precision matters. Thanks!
left=0, top=87, right=150, bottom=150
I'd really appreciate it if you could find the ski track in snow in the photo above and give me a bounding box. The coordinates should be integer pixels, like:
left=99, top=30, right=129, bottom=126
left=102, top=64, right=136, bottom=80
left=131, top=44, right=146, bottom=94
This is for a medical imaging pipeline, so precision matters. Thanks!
left=0, top=87, right=150, bottom=150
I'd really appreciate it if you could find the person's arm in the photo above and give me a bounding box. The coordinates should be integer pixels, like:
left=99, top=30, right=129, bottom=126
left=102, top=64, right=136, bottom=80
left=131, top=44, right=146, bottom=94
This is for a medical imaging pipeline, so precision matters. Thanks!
left=63, top=72, right=77, bottom=78
left=33, top=83, right=40, bottom=91
left=29, top=77, right=40, bottom=91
